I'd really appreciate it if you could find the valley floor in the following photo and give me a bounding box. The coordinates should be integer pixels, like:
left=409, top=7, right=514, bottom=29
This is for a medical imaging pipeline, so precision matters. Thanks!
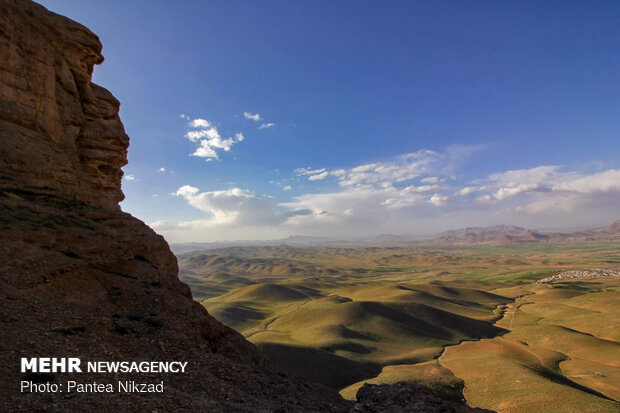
left=178, top=242, right=620, bottom=412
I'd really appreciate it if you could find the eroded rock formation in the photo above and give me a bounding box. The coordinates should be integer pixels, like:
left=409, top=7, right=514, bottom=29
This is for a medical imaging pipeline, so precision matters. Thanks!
left=0, top=0, right=126, bottom=210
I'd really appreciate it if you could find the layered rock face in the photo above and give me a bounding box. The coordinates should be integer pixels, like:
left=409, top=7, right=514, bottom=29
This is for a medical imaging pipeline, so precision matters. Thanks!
left=0, top=1, right=348, bottom=411
left=0, top=0, right=126, bottom=209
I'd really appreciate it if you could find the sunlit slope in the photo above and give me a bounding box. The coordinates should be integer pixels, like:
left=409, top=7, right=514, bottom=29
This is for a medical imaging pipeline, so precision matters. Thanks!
left=441, top=337, right=618, bottom=413
left=250, top=297, right=505, bottom=361
left=202, top=276, right=509, bottom=389
left=441, top=279, right=620, bottom=412
left=180, top=243, right=620, bottom=409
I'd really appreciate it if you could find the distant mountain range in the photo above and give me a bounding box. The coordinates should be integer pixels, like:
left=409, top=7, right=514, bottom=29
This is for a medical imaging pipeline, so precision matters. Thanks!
left=429, top=225, right=549, bottom=244
left=170, top=220, right=620, bottom=254
left=547, top=220, right=620, bottom=242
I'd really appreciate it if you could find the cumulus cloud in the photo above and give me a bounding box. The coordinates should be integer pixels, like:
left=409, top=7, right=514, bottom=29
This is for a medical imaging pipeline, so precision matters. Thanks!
left=183, top=116, right=244, bottom=160
left=124, top=174, right=135, bottom=181
left=259, top=123, right=275, bottom=129
left=283, top=185, right=292, bottom=191
left=158, top=167, right=166, bottom=172
left=244, top=112, right=262, bottom=121
left=429, top=194, right=449, bottom=206
left=189, top=118, right=210, bottom=128
left=174, top=185, right=310, bottom=227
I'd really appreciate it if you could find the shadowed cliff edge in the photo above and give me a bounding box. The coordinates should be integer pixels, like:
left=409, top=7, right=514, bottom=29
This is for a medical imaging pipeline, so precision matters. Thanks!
left=0, top=1, right=492, bottom=411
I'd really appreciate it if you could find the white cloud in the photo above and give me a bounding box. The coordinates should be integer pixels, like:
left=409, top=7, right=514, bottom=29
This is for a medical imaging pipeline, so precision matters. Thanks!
left=158, top=167, right=166, bottom=172
left=185, top=128, right=221, bottom=143
left=338, top=150, right=440, bottom=187
left=493, top=183, right=540, bottom=200
left=429, top=194, right=449, bottom=206
left=279, top=184, right=439, bottom=234
left=295, top=167, right=326, bottom=176
left=308, top=171, right=329, bottom=181
left=402, top=184, right=441, bottom=194
left=151, top=144, right=619, bottom=241
left=176, top=185, right=199, bottom=197
left=259, top=123, right=275, bottom=129
left=244, top=112, right=262, bottom=121
left=189, top=118, right=210, bottom=128
left=456, top=186, right=480, bottom=196
left=452, top=166, right=620, bottom=219
left=149, top=219, right=166, bottom=229
left=174, top=185, right=311, bottom=227
left=124, top=174, right=135, bottom=181
left=183, top=116, right=244, bottom=160
left=469, top=166, right=620, bottom=203
left=553, top=169, right=620, bottom=193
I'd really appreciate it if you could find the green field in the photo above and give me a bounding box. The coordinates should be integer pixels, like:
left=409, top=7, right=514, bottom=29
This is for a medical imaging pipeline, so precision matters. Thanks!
left=178, top=243, right=620, bottom=412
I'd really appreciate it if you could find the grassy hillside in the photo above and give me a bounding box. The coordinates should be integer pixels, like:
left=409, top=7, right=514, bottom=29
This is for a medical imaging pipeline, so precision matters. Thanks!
left=179, top=243, right=620, bottom=412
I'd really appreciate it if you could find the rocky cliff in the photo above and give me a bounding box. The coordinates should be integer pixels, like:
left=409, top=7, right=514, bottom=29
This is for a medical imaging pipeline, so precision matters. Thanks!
left=0, top=0, right=127, bottom=210
left=0, top=1, right=491, bottom=412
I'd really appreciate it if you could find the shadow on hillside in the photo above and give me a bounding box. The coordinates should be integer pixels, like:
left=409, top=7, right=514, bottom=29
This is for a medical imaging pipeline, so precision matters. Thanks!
left=257, top=342, right=381, bottom=390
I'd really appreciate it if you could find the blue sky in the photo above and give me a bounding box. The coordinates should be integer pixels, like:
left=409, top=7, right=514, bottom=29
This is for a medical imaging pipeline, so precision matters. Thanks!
left=40, top=0, right=620, bottom=241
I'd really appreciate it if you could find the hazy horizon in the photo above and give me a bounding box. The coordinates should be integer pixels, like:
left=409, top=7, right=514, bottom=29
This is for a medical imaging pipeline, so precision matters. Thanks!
left=38, top=1, right=620, bottom=243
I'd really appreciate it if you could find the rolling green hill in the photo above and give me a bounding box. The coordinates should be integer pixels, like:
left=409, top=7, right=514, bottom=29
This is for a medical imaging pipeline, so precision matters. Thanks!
left=179, top=242, right=620, bottom=412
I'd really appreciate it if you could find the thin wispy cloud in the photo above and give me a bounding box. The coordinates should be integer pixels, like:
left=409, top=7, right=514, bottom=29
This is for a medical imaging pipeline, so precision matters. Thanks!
left=293, top=149, right=448, bottom=187
left=295, top=167, right=326, bottom=176
left=244, top=112, right=276, bottom=129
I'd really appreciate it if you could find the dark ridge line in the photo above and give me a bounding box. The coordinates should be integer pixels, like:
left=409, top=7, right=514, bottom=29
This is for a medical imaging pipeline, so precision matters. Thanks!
left=524, top=365, right=617, bottom=402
